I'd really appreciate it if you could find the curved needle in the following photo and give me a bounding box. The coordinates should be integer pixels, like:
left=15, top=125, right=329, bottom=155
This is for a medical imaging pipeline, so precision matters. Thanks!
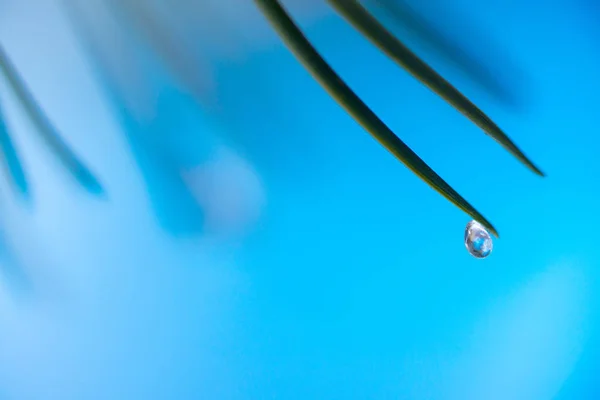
left=0, top=44, right=103, bottom=194
left=328, top=0, right=544, bottom=177
left=253, top=0, right=499, bottom=237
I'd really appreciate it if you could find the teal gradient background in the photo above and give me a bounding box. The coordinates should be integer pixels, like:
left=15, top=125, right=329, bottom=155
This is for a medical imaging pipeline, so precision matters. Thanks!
left=0, top=0, right=599, bottom=398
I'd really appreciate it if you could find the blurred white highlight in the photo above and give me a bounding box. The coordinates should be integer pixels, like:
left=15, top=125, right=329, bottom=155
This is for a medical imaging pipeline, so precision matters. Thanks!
left=182, top=146, right=265, bottom=237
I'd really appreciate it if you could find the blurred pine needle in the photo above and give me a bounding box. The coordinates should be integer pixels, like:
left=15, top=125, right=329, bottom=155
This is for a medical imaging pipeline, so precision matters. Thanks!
left=0, top=0, right=546, bottom=238
left=0, top=44, right=104, bottom=197
left=366, top=0, right=520, bottom=106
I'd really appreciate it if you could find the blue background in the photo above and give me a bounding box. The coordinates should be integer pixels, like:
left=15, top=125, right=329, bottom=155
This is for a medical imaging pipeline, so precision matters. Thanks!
left=0, top=0, right=599, bottom=398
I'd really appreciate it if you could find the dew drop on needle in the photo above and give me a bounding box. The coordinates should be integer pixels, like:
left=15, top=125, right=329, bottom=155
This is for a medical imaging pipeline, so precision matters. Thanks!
left=464, top=220, right=493, bottom=258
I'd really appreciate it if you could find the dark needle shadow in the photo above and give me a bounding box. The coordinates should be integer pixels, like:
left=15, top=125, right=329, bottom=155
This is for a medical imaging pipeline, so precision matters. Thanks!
left=368, top=0, right=529, bottom=111
left=0, top=100, right=30, bottom=200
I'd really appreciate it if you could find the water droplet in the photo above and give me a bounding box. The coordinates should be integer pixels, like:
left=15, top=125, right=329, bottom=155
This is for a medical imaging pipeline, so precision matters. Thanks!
left=464, top=220, right=493, bottom=258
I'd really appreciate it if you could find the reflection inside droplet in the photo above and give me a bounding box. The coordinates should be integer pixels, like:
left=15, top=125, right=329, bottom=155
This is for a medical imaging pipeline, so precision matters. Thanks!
left=464, top=220, right=493, bottom=258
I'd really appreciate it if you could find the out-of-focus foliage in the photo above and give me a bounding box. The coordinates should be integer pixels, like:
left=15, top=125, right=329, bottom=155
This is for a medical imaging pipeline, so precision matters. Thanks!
left=0, top=0, right=543, bottom=238
left=0, top=45, right=104, bottom=198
